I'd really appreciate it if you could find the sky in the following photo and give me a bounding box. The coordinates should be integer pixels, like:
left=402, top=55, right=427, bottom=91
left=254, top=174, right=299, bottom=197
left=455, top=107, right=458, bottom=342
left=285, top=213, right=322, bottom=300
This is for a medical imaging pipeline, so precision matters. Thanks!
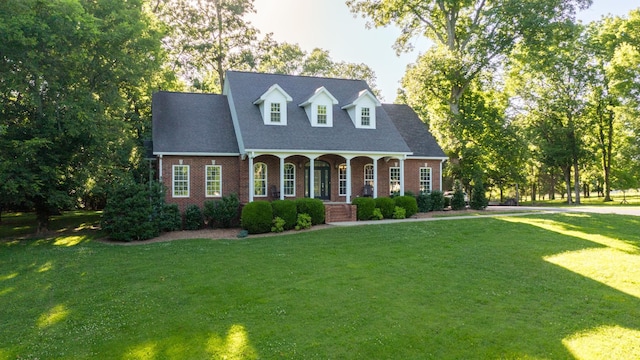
left=247, top=0, right=639, bottom=102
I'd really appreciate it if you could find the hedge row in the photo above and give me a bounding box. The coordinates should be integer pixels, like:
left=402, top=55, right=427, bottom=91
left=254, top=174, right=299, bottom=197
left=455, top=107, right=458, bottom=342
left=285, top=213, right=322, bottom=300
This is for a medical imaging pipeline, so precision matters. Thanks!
left=351, top=195, right=418, bottom=220
left=241, top=198, right=325, bottom=234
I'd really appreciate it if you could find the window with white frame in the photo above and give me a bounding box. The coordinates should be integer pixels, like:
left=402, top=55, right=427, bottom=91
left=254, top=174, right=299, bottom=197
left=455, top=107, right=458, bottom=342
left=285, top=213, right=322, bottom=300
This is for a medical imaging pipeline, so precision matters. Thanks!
left=338, top=163, right=347, bottom=196
left=364, top=164, right=374, bottom=186
left=205, top=165, right=222, bottom=197
left=389, top=167, right=400, bottom=195
left=172, top=165, right=189, bottom=197
left=284, top=163, right=295, bottom=196
left=361, top=107, right=371, bottom=126
left=317, top=105, right=327, bottom=124
left=270, top=103, right=281, bottom=123
left=419, top=167, right=432, bottom=194
left=254, top=162, right=267, bottom=197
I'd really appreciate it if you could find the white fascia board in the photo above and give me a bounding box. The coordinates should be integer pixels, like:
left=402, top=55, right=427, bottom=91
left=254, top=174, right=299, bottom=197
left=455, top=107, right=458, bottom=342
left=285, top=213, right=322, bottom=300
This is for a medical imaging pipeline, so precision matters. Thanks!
left=246, top=149, right=413, bottom=158
left=341, top=89, right=381, bottom=109
left=406, top=156, right=449, bottom=161
left=298, top=86, right=339, bottom=107
left=253, top=84, right=293, bottom=105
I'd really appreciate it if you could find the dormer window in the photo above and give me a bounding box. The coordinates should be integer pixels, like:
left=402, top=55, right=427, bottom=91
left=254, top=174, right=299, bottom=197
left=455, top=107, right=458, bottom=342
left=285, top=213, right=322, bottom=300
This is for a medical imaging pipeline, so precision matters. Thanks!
left=317, top=105, right=327, bottom=124
left=361, top=107, right=370, bottom=126
left=299, top=86, right=338, bottom=127
left=341, top=89, right=381, bottom=129
left=270, top=103, right=281, bottom=123
left=253, top=84, right=292, bottom=126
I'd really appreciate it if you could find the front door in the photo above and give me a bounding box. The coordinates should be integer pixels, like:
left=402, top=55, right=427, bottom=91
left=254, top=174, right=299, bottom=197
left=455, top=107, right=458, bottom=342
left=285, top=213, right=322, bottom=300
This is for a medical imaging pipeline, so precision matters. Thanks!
left=305, top=160, right=330, bottom=200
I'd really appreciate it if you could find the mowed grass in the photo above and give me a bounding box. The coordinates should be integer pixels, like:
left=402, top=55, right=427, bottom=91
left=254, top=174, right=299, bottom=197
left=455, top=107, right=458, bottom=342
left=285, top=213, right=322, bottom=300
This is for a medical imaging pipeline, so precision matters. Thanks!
left=1, top=212, right=640, bottom=359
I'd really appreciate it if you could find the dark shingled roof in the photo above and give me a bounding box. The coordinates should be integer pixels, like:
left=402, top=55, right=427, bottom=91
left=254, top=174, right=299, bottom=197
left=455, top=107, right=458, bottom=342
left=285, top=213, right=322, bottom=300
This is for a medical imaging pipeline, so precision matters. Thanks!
left=225, top=71, right=412, bottom=154
left=152, top=91, right=239, bottom=154
left=382, top=104, right=447, bottom=158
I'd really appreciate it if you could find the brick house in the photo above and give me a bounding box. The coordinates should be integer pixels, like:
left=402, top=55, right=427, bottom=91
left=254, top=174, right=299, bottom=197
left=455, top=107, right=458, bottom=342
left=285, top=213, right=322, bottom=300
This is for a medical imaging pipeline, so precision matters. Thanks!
left=152, top=71, right=447, bottom=218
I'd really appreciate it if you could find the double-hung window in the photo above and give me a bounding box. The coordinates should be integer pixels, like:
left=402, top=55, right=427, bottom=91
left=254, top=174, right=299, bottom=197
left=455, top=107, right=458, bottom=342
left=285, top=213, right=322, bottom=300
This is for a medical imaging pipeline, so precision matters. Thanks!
left=389, top=167, right=400, bottom=195
left=283, top=163, right=295, bottom=196
left=338, top=164, right=347, bottom=196
left=270, top=103, right=281, bottom=123
left=364, top=164, right=374, bottom=186
left=254, top=162, right=267, bottom=197
left=317, top=105, right=327, bottom=125
left=173, top=165, right=189, bottom=197
left=361, top=107, right=370, bottom=126
left=206, top=165, right=222, bottom=197
left=419, top=167, right=432, bottom=194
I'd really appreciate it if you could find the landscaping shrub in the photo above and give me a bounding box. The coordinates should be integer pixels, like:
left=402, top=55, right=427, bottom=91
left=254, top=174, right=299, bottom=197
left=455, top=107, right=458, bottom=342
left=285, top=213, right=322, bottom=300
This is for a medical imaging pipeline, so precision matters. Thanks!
left=393, top=206, right=406, bottom=219
left=296, top=198, right=325, bottom=225
left=183, top=204, right=204, bottom=230
left=375, top=197, right=396, bottom=219
left=102, top=178, right=171, bottom=241
left=430, top=190, right=445, bottom=211
left=241, top=201, right=273, bottom=234
left=371, top=208, right=383, bottom=220
left=352, top=197, right=375, bottom=220
left=271, top=216, right=286, bottom=233
left=394, top=195, right=418, bottom=218
left=417, top=193, right=432, bottom=213
left=451, top=180, right=466, bottom=210
left=158, top=204, right=182, bottom=232
left=271, top=199, right=297, bottom=230
left=203, top=193, right=240, bottom=228
left=295, top=213, right=312, bottom=230
left=470, top=178, right=489, bottom=210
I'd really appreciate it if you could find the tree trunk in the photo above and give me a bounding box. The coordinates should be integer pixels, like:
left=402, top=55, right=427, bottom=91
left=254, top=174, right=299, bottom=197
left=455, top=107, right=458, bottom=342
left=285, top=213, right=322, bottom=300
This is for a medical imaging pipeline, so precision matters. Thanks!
left=563, top=165, right=572, bottom=204
left=34, top=202, right=51, bottom=234
left=573, top=159, right=580, bottom=205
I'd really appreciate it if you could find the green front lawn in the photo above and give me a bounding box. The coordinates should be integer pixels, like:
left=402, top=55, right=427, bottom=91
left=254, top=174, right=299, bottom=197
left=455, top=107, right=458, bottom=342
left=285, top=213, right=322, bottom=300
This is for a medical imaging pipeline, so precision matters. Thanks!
left=1, top=212, right=639, bottom=359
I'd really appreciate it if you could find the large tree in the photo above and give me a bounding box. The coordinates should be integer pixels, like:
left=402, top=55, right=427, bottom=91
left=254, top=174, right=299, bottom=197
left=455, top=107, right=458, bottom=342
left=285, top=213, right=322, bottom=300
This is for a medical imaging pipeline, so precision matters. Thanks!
left=155, top=0, right=258, bottom=92
left=0, top=0, right=165, bottom=231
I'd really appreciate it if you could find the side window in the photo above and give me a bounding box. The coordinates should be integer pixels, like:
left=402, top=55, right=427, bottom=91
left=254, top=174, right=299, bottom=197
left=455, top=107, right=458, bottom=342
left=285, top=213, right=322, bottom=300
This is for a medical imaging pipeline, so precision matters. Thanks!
left=173, top=165, right=189, bottom=198
left=419, top=167, right=432, bottom=194
left=206, top=165, right=222, bottom=197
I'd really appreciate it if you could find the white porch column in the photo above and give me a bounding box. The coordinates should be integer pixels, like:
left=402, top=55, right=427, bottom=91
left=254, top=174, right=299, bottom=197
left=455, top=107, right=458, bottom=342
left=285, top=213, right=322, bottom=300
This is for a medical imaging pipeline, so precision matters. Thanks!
left=372, top=156, right=380, bottom=199
left=248, top=154, right=255, bottom=202
left=279, top=156, right=285, bottom=200
left=399, top=157, right=405, bottom=196
left=345, top=156, right=354, bottom=203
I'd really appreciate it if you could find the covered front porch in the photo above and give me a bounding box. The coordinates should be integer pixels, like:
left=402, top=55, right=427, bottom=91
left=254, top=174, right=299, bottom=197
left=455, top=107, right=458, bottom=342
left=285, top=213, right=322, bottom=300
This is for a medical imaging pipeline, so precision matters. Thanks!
left=245, top=150, right=411, bottom=203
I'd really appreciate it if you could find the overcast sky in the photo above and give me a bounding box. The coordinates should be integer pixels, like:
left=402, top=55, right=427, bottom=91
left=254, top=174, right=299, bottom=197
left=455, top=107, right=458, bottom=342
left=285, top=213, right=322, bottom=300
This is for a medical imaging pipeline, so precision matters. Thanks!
left=247, top=0, right=639, bottom=102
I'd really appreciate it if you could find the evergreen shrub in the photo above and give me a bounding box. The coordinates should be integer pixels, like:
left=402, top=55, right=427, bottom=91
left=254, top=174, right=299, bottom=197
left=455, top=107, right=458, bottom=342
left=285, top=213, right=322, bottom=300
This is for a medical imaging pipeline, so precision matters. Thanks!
left=417, top=193, right=432, bottom=213
left=241, top=201, right=273, bottom=234
left=296, top=198, right=325, bottom=225
left=470, top=178, right=489, bottom=210
left=102, top=179, right=159, bottom=242
left=352, top=197, right=375, bottom=220
left=271, top=199, right=297, bottom=230
left=203, top=193, right=240, bottom=228
left=451, top=180, right=466, bottom=210
left=375, top=197, right=396, bottom=219
left=394, top=195, right=418, bottom=218
left=158, top=204, right=182, bottom=232
left=183, top=204, right=203, bottom=230
left=430, top=191, right=445, bottom=211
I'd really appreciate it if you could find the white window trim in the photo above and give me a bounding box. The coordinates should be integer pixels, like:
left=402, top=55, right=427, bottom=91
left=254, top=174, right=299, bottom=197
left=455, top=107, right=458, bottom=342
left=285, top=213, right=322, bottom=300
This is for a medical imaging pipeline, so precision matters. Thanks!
left=389, top=166, right=401, bottom=195
left=270, top=102, right=282, bottom=123
left=172, top=164, right=190, bottom=198
left=254, top=162, right=267, bottom=197
left=283, top=163, right=296, bottom=197
left=338, top=163, right=347, bottom=196
left=419, top=167, right=432, bottom=194
left=205, top=165, right=222, bottom=198
left=364, top=164, right=374, bottom=186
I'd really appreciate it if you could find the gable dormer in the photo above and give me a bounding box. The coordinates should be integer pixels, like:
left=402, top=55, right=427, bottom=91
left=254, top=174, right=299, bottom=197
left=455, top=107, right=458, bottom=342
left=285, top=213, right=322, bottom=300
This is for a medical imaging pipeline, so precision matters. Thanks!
left=341, top=89, right=381, bottom=129
left=253, top=84, right=293, bottom=126
left=298, top=86, right=339, bottom=127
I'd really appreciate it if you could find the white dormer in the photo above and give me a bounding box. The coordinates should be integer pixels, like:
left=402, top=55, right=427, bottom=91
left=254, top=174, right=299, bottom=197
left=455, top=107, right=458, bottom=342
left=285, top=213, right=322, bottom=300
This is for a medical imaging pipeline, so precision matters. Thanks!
left=253, top=84, right=293, bottom=126
left=341, top=89, right=381, bottom=129
left=298, top=86, right=339, bottom=127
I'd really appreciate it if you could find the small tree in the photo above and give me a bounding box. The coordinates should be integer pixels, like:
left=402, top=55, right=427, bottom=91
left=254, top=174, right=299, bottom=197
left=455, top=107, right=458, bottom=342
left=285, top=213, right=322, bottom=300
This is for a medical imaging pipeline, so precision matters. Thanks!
left=470, top=178, right=489, bottom=210
left=451, top=180, right=466, bottom=210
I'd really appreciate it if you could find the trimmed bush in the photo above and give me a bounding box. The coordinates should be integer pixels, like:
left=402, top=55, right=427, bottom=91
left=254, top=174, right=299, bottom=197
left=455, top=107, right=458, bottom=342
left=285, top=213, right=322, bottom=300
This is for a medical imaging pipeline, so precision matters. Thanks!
left=393, top=206, right=406, bottom=219
left=158, top=204, right=182, bottom=232
left=394, top=195, right=418, bottom=218
left=203, top=193, right=240, bottom=228
left=470, top=178, right=489, bottom=210
left=296, top=198, right=325, bottom=225
left=183, top=205, right=204, bottom=230
left=417, top=193, right=432, bottom=213
left=430, top=190, right=445, bottom=211
left=271, top=199, right=297, bottom=230
left=352, top=197, right=375, bottom=221
left=375, top=197, right=396, bottom=219
left=102, top=179, right=158, bottom=242
left=295, top=213, right=312, bottom=230
left=241, top=201, right=273, bottom=234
